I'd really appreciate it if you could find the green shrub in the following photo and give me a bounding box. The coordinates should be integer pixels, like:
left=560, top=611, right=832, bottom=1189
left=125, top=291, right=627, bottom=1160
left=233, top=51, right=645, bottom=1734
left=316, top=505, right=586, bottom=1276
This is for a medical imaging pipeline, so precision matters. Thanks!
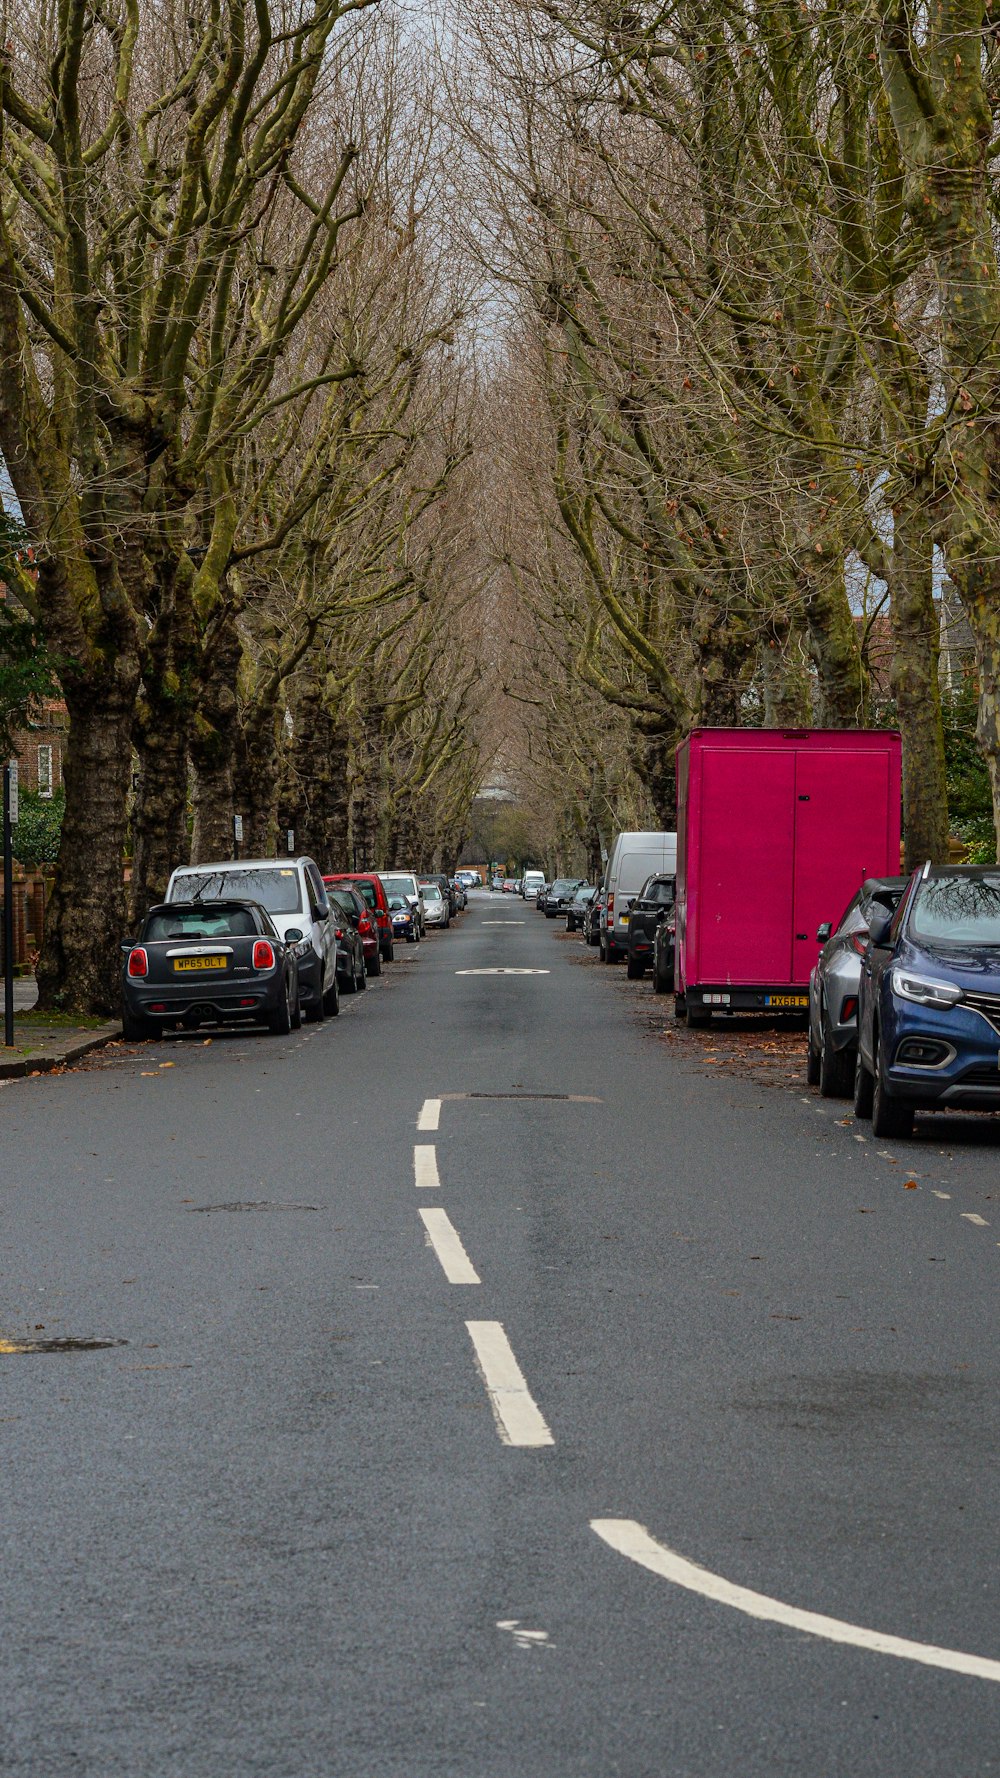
left=13, top=787, right=64, bottom=868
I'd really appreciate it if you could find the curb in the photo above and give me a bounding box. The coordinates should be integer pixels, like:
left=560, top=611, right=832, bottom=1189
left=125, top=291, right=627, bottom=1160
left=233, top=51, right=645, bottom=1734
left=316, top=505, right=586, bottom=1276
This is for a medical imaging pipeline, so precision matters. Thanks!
left=0, top=1024, right=122, bottom=1081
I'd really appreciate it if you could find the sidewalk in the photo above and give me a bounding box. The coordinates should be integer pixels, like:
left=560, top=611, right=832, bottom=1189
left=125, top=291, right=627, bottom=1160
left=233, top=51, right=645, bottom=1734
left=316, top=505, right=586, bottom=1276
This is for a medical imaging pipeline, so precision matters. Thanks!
left=0, top=978, right=121, bottom=1080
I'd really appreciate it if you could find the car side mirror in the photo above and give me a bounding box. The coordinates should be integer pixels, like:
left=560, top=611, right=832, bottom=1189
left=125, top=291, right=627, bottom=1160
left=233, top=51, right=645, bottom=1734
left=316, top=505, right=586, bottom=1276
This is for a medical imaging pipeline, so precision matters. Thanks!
left=867, top=911, right=892, bottom=947
left=285, top=927, right=303, bottom=944
left=816, top=922, right=832, bottom=943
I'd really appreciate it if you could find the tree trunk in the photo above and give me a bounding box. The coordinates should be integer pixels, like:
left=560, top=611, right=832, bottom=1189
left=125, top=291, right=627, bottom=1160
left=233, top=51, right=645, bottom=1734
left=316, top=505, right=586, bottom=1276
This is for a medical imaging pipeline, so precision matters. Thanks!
left=800, top=567, right=866, bottom=725
left=36, top=661, right=140, bottom=1015
left=130, top=567, right=200, bottom=918
left=190, top=610, right=243, bottom=862
left=761, top=615, right=813, bottom=725
left=634, top=722, right=677, bottom=825
left=888, top=493, right=950, bottom=868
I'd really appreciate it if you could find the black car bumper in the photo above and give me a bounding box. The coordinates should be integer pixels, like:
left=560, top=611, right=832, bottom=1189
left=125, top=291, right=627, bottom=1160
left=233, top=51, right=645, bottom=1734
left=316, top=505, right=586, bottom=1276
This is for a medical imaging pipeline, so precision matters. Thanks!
left=124, top=973, right=286, bottom=1025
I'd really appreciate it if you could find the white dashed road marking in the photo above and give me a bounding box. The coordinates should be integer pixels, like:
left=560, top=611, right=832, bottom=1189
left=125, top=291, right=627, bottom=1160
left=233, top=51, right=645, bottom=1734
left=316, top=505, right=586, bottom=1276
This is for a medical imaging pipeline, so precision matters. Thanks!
left=591, top=1520, right=1000, bottom=1683
left=417, top=1098, right=441, bottom=1132
left=466, top=1321, right=554, bottom=1447
left=497, top=1620, right=552, bottom=1650
left=481, top=920, right=526, bottom=926
left=413, top=1145, right=440, bottom=1189
left=961, top=1213, right=989, bottom=1226
left=419, top=1208, right=480, bottom=1284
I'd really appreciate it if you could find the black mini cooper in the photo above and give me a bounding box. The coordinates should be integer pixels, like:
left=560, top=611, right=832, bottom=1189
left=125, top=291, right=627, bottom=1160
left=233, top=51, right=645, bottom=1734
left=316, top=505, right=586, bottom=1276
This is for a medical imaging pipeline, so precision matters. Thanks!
left=121, top=900, right=301, bottom=1040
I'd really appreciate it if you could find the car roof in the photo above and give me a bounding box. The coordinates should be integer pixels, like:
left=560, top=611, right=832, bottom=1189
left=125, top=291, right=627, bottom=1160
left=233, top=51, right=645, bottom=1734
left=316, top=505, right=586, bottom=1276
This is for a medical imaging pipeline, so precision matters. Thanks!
left=861, top=875, right=909, bottom=893
left=172, top=857, right=312, bottom=871
left=922, top=863, right=1000, bottom=878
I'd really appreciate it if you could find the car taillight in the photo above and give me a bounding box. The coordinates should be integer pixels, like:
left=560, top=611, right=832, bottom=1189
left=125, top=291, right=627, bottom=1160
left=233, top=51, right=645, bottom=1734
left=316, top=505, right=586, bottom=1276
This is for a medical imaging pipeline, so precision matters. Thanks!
left=841, top=996, right=858, bottom=1022
left=607, top=893, right=614, bottom=918
left=252, top=940, right=275, bottom=970
left=850, top=932, right=868, bottom=955
left=334, top=926, right=345, bottom=940
left=127, top=947, right=148, bottom=977
left=358, top=917, right=372, bottom=935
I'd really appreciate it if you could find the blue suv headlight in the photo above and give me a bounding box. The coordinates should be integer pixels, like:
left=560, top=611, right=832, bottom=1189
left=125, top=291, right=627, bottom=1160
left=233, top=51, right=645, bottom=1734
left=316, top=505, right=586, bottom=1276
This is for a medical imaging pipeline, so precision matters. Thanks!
left=890, top=967, right=962, bottom=1009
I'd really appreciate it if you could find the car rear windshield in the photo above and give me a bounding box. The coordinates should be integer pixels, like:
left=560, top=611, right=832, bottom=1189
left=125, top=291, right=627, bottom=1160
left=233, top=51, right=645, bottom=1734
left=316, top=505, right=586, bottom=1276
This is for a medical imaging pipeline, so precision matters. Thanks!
left=551, top=879, right=578, bottom=894
left=146, top=906, right=258, bottom=941
left=641, top=879, right=674, bottom=905
left=381, top=875, right=414, bottom=898
left=330, top=890, right=360, bottom=919
left=910, top=875, right=1000, bottom=944
left=421, top=884, right=443, bottom=900
left=174, top=868, right=302, bottom=915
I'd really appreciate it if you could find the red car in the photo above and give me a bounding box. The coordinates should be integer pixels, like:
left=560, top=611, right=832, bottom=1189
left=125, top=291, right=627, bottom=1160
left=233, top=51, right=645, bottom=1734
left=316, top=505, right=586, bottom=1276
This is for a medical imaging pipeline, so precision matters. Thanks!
left=324, top=873, right=393, bottom=969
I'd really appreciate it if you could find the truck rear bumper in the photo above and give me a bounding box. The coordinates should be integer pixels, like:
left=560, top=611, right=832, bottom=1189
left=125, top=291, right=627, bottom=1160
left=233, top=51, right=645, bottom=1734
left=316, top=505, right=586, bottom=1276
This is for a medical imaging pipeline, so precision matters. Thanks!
left=686, top=984, right=810, bottom=1014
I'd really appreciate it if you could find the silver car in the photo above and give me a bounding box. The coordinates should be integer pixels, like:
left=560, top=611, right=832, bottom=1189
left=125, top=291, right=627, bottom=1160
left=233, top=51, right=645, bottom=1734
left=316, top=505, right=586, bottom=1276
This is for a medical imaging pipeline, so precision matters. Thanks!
left=418, top=881, right=449, bottom=927
left=807, top=876, right=908, bottom=1096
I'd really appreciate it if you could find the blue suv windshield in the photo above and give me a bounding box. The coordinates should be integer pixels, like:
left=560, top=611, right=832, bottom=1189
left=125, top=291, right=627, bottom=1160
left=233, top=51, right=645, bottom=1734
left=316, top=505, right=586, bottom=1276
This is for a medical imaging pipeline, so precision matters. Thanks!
left=910, top=875, right=1000, bottom=945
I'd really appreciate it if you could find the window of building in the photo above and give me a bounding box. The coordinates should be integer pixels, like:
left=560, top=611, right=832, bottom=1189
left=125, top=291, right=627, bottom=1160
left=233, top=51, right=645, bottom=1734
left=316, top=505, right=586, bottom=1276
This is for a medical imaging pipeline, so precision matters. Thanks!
left=37, top=744, right=53, bottom=798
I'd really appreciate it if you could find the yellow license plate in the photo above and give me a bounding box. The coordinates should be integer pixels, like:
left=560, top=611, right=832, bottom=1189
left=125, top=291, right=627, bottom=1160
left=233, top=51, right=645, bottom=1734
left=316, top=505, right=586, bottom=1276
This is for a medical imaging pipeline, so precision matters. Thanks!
left=173, top=955, right=227, bottom=972
left=765, top=994, right=807, bottom=1007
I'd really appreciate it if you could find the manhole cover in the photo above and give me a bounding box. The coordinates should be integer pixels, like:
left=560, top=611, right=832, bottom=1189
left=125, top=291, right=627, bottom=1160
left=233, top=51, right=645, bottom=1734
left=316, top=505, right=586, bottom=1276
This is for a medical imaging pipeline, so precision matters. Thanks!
left=0, top=1336, right=125, bottom=1354
left=187, top=1200, right=321, bottom=1213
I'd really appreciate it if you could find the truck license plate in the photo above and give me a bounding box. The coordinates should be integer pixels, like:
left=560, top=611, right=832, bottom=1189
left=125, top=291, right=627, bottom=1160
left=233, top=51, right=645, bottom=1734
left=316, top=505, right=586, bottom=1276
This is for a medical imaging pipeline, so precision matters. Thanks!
left=765, top=994, right=807, bottom=1008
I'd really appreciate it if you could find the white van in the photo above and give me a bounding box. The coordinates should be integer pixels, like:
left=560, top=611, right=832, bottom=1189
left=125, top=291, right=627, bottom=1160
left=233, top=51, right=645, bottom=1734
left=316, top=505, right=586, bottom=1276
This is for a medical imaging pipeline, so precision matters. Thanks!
left=521, top=871, right=545, bottom=900
left=601, top=831, right=677, bottom=962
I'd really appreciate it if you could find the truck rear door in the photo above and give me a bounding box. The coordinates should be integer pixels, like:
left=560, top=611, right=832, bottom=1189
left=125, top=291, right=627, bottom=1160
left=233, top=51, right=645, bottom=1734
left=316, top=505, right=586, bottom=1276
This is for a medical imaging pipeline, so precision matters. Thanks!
left=697, top=744, right=796, bottom=984
left=791, top=747, right=892, bottom=985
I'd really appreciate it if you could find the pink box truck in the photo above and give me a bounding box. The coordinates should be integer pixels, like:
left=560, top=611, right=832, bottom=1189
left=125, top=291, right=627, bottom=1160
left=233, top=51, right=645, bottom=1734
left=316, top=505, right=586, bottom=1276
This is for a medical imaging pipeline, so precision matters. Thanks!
left=674, top=728, right=902, bottom=1025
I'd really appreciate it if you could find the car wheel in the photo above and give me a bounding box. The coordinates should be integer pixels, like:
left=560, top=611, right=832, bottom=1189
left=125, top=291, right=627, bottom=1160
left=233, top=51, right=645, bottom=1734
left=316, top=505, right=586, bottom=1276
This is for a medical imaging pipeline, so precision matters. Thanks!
left=626, top=955, right=645, bottom=979
left=357, top=955, right=367, bottom=990
left=122, top=1010, right=159, bottom=1042
left=290, top=986, right=302, bottom=1030
left=653, top=950, right=671, bottom=994
left=872, top=1040, right=914, bottom=1138
left=853, top=1041, right=874, bottom=1118
left=367, top=950, right=382, bottom=977
left=806, top=1024, right=821, bottom=1086
left=267, top=981, right=293, bottom=1035
left=819, top=1013, right=854, bottom=1098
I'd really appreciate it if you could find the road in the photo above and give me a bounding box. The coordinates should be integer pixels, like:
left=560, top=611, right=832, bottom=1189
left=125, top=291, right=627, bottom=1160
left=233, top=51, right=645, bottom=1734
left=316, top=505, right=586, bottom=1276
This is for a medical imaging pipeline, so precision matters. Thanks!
left=0, top=892, right=997, bottom=1775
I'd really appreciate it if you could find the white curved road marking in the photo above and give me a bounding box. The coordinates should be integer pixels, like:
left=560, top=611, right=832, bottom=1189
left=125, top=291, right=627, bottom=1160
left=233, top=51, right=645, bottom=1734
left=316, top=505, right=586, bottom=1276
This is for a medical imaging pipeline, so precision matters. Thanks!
left=418, top=1208, right=480, bottom=1284
left=590, top=1520, right=1000, bottom=1683
left=466, top=1321, right=554, bottom=1447
left=455, top=968, right=550, bottom=976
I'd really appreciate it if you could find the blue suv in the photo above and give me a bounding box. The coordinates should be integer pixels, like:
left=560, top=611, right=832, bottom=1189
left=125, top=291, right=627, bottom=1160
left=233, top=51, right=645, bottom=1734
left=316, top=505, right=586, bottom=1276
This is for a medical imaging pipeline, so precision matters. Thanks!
left=854, top=864, right=1000, bottom=1139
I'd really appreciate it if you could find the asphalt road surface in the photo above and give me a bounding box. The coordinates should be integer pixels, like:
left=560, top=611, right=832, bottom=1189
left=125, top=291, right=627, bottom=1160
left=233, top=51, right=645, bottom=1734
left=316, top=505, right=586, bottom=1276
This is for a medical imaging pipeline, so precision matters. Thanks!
left=1, top=892, right=997, bottom=1776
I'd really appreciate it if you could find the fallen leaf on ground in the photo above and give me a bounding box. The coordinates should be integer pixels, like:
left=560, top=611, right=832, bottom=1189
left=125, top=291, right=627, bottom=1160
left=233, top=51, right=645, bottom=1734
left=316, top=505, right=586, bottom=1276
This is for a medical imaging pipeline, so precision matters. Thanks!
left=904, top=1180, right=918, bottom=1189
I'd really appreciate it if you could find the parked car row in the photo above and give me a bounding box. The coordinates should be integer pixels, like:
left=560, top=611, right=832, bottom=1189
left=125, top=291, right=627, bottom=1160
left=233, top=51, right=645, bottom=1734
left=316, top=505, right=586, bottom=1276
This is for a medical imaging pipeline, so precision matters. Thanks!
left=121, top=853, right=474, bottom=1041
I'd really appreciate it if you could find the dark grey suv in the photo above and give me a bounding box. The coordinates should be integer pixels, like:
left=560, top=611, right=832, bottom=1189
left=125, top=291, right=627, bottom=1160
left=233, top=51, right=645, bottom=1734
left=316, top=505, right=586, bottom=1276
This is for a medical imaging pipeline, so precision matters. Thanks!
left=807, top=876, right=907, bottom=1096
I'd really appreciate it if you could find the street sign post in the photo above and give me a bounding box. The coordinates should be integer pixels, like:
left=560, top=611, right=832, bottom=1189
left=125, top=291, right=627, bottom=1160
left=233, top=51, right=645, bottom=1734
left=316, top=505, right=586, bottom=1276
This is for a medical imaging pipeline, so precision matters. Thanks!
left=233, top=813, right=244, bottom=859
left=3, top=763, right=17, bottom=1047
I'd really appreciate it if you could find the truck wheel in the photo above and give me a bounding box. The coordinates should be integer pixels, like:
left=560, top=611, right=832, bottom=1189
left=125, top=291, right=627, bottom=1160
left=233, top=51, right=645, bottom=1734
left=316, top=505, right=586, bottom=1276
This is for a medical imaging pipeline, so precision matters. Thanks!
left=626, top=956, right=645, bottom=979
left=871, top=1046, right=914, bottom=1139
left=685, top=1003, right=711, bottom=1028
left=819, top=1015, right=854, bottom=1098
left=853, top=1043, right=874, bottom=1119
